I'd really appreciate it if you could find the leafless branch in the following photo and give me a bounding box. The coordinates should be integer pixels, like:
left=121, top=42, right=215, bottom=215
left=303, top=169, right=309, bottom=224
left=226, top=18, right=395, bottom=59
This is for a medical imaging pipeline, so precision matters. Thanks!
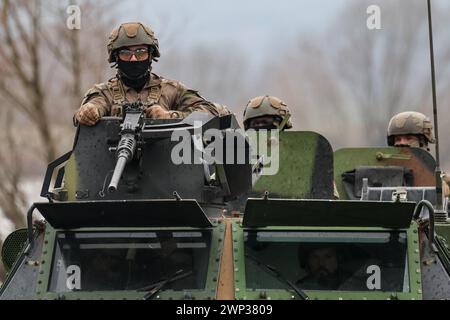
left=0, top=0, right=32, bottom=89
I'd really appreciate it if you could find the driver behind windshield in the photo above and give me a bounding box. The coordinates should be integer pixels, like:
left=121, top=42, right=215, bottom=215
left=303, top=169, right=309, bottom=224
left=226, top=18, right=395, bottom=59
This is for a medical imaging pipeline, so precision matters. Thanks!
left=296, top=245, right=351, bottom=290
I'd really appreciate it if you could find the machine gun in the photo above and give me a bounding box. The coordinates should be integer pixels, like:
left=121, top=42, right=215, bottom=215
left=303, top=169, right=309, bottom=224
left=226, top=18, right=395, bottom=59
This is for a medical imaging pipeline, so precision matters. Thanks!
left=108, top=102, right=145, bottom=192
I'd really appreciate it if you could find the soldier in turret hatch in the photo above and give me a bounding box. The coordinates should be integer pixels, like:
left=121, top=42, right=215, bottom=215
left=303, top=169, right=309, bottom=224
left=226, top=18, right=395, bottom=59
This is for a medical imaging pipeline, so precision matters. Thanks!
left=242, top=95, right=293, bottom=131
left=242, top=95, right=339, bottom=199
left=387, top=111, right=449, bottom=196
left=387, top=112, right=435, bottom=151
left=74, top=22, right=222, bottom=126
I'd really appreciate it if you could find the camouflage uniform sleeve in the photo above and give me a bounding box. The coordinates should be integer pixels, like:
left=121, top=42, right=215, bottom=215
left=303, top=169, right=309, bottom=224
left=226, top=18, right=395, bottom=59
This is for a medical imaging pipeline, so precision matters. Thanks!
left=444, top=172, right=450, bottom=184
left=213, top=103, right=233, bottom=116
left=443, top=172, right=450, bottom=197
left=169, top=81, right=220, bottom=118
left=73, top=84, right=111, bottom=125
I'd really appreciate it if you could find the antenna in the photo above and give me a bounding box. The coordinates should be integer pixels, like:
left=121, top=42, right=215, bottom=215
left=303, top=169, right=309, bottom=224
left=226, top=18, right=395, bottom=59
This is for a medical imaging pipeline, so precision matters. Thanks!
left=426, top=0, right=447, bottom=222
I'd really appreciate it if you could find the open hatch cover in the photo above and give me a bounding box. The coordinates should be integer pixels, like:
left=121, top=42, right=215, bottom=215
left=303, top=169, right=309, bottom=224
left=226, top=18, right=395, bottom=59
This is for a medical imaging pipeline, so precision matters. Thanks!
left=35, top=199, right=213, bottom=229
left=243, top=199, right=416, bottom=229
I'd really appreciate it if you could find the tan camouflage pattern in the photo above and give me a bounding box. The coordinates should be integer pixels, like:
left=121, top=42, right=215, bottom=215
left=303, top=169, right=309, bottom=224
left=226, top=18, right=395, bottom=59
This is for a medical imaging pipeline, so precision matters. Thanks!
left=213, top=103, right=233, bottom=117
left=387, top=111, right=435, bottom=146
left=107, top=22, right=160, bottom=63
left=443, top=172, right=450, bottom=197
left=74, top=73, right=219, bottom=125
left=444, top=173, right=450, bottom=185
left=243, top=95, right=292, bottom=129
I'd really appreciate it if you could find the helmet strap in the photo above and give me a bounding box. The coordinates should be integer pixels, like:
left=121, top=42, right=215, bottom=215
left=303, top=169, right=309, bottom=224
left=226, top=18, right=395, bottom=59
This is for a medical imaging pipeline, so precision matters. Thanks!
left=420, top=138, right=430, bottom=152
left=277, top=114, right=291, bottom=131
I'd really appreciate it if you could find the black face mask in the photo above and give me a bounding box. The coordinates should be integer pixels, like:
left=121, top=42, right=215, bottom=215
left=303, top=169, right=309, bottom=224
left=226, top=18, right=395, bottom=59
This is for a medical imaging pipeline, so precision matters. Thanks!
left=117, top=59, right=151, bottom=91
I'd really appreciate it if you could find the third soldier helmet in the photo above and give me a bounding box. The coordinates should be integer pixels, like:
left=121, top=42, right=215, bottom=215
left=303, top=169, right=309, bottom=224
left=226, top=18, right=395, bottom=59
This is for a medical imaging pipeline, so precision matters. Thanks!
left=243, top=95, right=292, bottom=130
left=387, top=111, right=435, bottom=147
left=107, top=22, right=160, bottom=63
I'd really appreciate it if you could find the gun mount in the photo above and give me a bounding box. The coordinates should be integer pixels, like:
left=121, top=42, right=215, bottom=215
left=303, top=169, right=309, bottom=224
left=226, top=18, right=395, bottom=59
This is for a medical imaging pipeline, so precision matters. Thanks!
left=39, top=111, right=252, bottom=204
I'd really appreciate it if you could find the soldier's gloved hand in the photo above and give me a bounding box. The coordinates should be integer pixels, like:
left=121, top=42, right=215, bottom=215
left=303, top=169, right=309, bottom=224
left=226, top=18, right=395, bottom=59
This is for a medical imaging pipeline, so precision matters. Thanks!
left=75, top=103, right=101, bottom=126
left=145, top=105, right=172, bottom=119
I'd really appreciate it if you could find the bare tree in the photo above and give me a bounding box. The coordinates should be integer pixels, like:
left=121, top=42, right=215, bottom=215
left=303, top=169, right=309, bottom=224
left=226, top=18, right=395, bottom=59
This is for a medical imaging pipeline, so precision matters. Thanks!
left=0, top=0, right=116, bottom=281
left=326, top=0, right=433, bottom=142
left=0, top=0, right=56, bottom=162
left=266, top=38, right=350, bottom=142
left=0, top=111, right=27, bottom=229
left=42, top=0, right=117, bottom=109
left=41, top=0, right=83, bottom=107
left=157, top=44, right=252, bottom=114
left=0, top=108, right=27, bottom=282
left=0, top=0, right=116, bottom=163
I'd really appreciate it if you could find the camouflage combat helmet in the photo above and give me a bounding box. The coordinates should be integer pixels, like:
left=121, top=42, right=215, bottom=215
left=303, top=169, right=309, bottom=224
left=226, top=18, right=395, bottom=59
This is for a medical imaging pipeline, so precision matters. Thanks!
left=387, top=111, right=435, bottom=147
left=243, top=95, right=292, bottom=130
left=107, top=22, right=160, bottom=63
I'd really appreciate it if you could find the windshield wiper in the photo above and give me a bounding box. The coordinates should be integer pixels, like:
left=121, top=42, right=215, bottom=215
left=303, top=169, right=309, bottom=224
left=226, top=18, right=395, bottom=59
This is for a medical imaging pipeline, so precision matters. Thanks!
left=245, top=253, right=309, bottom=300
left=138, top=269, right=193, bottom=300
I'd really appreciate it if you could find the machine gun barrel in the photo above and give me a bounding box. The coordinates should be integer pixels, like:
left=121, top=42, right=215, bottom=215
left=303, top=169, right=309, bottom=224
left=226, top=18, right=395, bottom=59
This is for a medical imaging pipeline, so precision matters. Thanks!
left=107, top=102, right=144, bottom=193
left=108, top=156, right=128, bottom=193
left=108, top=133, right=137, bottom=192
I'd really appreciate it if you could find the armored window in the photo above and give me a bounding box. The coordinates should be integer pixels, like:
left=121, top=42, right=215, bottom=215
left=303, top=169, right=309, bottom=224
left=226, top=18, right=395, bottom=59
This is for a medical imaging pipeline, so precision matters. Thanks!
left=244, top=231, right=409, bottom=292
left=49, top=231, right=211, bottom=293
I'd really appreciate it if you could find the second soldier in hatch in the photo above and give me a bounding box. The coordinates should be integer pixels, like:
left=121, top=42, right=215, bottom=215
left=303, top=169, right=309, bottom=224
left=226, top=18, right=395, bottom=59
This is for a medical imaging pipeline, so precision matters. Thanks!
left=387, top=111, right=449, bottom=196
left=242, top=95, right=340, bottom=199
left=243, top=95, right=293, bottom=131
left=387, top=111, right=435, bottom=151
left=74, top=22, right=221, bottom=125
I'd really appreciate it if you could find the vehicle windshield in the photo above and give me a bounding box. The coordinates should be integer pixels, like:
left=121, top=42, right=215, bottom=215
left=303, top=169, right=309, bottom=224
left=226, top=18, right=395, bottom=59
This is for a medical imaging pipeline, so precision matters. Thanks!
left=49, top=231, right=211, bottom=292
left=245, top=231, right=409, bottom=292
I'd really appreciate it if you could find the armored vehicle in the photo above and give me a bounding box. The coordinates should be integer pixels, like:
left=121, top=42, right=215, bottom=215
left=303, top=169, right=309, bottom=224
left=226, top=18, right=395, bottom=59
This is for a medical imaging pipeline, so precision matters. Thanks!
left=1, top=108, right=449, bottom=300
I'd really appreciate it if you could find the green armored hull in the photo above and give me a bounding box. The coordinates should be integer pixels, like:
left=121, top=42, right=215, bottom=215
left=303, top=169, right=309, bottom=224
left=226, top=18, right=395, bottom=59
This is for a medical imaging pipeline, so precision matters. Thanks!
left=1, top=114, right=449, bottom=300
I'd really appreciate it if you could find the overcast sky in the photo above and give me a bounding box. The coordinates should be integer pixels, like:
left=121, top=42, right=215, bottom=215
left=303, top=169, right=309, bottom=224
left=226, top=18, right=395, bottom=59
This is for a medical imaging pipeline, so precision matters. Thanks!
left=119, top=0, right=352, bottom=61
